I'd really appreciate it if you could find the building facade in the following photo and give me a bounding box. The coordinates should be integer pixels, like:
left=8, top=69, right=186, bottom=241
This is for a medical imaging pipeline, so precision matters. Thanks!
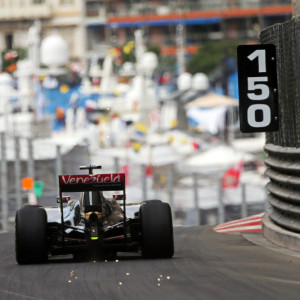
left=102, top=0, right=292, bottom=56
left=0, top=0, right=293, bottom=69
left=0, top=0, right=85, bottom=62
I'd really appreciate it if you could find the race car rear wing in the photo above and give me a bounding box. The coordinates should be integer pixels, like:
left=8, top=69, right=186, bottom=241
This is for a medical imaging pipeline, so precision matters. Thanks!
left=59, top=173, right=125, bottom=192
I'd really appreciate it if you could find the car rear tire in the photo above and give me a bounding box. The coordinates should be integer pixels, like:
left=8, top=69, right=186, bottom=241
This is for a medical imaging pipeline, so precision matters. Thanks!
left=140, top=201, right=174, bottom=258
left=143, top=200, right=162, bottom=204
left=15, top=206, right=48, bottom=264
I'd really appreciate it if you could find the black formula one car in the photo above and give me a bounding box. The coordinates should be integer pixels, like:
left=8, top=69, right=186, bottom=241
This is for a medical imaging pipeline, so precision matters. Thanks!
left=15, top=165, right=174, bottom=264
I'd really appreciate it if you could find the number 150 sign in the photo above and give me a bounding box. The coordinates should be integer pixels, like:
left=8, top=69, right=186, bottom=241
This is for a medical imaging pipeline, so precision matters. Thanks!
left=237, top=44, right=279, bottom=133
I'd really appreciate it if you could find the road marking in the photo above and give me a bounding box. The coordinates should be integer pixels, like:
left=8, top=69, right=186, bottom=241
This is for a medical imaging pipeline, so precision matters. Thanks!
left=214, top=220, right=262, bottom=230
left=213, top=213, right=264, bottom=233
left=0, top=289, right=36, bottom=299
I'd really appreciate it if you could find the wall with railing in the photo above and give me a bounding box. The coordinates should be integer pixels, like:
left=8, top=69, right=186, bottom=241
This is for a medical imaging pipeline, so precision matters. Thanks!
left=0, top=0, right=52, bottom=20
left=106, top=0, right=291, bottom=18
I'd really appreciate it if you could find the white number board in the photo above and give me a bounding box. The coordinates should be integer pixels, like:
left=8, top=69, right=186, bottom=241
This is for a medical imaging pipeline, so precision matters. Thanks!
left=237, top=44, right=279, bottom=133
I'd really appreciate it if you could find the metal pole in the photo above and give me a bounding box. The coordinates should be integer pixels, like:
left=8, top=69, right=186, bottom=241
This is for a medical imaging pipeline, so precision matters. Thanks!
left=114, top=157, right=120, bottom=173
left=167, top=165, right=174, bottom=215
left=218, top=178, right=225, bottom=224
left=0, top=49, right=2, bottom=71
left=292, top=0, right=300, bottom=18
left=56, top=145, right=62, bottom=193
left=27, top=137, right=34, bottom=179
left=27, top=137, right=36, bottom=205
left=176, top=23, right=185, bottom=75
left=241, top=183, right=247, bottom=219
left=1, top=133, right=8, bottom=231
left=15, top=136, right=22, bottom=209
left=258, top=0, right=265, bottom=32
left=79, top=0, right=88, bottom=75
left=141, top=164, right=147, bottom=201
left=193, top=173, right=200, bottom=226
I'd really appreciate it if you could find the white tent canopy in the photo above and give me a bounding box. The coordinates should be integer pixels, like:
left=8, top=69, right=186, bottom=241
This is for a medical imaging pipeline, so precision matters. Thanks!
left=180, top=145, right=254, bottom=174
left=185, top=92, right=238, bottom=109
left=95, top=144, right=182, bottom=167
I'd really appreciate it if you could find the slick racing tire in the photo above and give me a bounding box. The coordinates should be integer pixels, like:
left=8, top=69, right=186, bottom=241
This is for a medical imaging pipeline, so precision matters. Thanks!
left=140, top=201, right=174, bottom=259
left=143, top=200, right=162, bottom=204
left=15, top=205, right=48, bottom=264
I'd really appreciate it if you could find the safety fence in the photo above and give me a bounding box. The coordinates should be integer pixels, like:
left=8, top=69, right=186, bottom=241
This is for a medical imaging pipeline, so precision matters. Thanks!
left=110, top=159, right=266, bottom=227
left=0, top=133, right=89, bottom=231
left=0, top=132, right=266, bottom=230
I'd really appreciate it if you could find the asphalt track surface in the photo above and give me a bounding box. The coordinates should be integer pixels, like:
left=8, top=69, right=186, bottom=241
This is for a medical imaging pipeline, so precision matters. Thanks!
left=1, top=226, right=300, bottom=300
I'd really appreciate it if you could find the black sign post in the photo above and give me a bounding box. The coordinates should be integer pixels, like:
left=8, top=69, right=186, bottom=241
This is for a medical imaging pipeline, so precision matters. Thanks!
left=237, top=44, right=279, bottom=133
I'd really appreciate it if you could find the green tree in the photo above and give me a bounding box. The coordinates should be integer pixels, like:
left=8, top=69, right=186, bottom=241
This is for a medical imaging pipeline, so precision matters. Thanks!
left=120, top=43, right=161, bottom=64
left=1, top=48, right=27, bottom=72
left=187, top=40, right=240, bottom=75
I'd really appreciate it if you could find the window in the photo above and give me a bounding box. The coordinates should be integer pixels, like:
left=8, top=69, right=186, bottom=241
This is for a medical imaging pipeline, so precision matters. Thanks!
left=5, top=34, right=13, bottom=50
left=60, top=0, right=73, bottom=3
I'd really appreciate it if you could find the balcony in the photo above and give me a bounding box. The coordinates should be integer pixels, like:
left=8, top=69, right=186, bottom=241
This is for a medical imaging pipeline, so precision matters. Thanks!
left=0, top=1, right=52, bottom=20
left=106, top=0, right=291, bottom=18
left=86, top=43, right=112, bottom=59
